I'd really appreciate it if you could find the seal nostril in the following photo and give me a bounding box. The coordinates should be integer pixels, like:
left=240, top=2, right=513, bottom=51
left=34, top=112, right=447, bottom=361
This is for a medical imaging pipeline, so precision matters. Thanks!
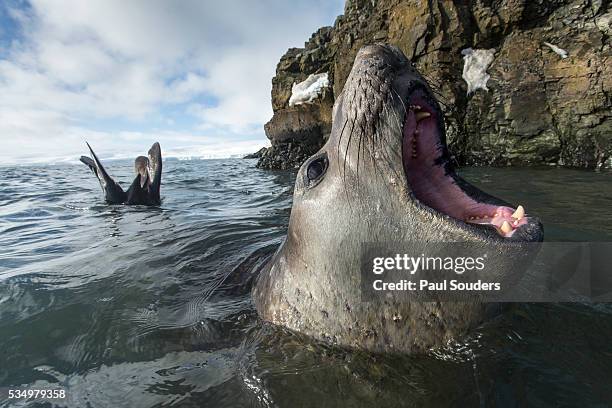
left=356, top=44, right=406, bottom=69
left=357, top=44, right=386, bottom=60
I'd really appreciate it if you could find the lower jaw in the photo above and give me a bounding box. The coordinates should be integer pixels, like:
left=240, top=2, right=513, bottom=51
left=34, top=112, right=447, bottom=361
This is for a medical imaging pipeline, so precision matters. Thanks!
left=463, top=204, right=527, bottom=237
left=407, top=169, right=528, bottom=237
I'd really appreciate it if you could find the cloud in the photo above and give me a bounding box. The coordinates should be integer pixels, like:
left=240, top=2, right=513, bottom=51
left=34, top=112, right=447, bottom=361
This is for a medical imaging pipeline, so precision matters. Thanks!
left=0, top=0, right=344, bottom=164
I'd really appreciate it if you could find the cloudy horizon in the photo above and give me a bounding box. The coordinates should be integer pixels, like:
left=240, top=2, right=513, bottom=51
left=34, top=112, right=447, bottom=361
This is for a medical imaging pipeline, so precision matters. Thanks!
left=0, top=0, right=344, bottom=165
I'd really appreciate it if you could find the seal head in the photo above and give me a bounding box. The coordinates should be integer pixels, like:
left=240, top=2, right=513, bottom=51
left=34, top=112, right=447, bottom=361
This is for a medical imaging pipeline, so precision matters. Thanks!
left=253, top=45, right=543, bottom=353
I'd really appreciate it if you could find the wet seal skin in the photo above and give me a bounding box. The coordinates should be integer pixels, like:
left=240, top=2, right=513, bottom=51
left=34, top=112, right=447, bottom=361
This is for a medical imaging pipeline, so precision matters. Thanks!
left=253, top=44, right=543, bottom=353
left=80, top=142, right=162, bottom=206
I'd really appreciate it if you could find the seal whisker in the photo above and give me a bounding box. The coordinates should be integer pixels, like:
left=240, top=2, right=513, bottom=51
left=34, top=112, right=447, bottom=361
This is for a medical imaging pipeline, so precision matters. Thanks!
left=392, top=86, right=409, bottom=120
left=342, top=116, right=358, bottom=206
left=388, top=90, right=410, bottom=174
left=336, top=116, right=350, bottom=171
left=377, top=97, right=405, bottom=184
left=357, top=121, right=374, bottom=208
left=390, top=88, right=407, bottom=132
left=356, top=130, right=363, bottom=191
left=343, top=117, right=357, bottom=182
left=356, top=114, right=372, bottom=195
left=369, top=108, right=384, bottom=182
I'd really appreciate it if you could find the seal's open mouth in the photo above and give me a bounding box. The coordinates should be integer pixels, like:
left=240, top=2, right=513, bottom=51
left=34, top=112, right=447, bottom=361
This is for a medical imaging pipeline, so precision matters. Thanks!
left=402, top=88, right=529, bottom=238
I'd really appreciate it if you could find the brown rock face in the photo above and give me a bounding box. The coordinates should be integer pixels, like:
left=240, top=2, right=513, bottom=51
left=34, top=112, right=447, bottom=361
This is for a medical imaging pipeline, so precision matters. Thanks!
left=257, top=27, right=335, bottom=169
left=257, top=90, right=334, bottom=169
left=258, top=0, right=611, bottom=170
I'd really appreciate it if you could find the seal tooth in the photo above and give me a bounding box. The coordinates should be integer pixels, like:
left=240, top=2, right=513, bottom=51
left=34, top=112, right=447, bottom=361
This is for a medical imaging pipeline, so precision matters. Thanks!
left=500, top=221, right=512, bottom=234
left=415, top=111, right=431, bottom=121
left=511, top=205, right=525, bottom=220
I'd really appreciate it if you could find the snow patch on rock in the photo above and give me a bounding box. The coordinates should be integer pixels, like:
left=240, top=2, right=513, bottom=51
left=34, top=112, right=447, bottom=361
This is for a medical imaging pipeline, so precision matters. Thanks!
left=288, top=73, right=329, bottom=107
left=543, top=42, right=568, bottom=59
left=461, top=48, right=495, bottom=94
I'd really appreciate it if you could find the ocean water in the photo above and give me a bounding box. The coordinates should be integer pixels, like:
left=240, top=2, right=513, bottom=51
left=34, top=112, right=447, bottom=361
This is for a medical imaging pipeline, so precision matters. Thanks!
left=1, top=159, right=612, bottom=407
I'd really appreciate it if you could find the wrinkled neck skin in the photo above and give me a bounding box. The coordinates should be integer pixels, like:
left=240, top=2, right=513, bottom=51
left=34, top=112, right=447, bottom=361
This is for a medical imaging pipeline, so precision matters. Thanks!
left=253, top=45, right=542, bottom=353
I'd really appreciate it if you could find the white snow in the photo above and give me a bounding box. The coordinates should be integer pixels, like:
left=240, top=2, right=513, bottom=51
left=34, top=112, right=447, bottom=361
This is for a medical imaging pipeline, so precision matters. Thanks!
left=461, top=48, right=495, bottom=94
left=543, top=42, right=568, bottom=59
left=288, top=73, right=330, bottom=107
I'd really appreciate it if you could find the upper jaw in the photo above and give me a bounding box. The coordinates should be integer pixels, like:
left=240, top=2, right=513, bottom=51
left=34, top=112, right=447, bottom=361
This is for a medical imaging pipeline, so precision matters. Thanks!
left=398, top=85, right=543, bottom=243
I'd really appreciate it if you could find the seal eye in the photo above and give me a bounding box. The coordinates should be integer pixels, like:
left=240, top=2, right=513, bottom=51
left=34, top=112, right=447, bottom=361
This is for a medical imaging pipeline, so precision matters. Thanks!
left=305, top=155, right=328, bottom=186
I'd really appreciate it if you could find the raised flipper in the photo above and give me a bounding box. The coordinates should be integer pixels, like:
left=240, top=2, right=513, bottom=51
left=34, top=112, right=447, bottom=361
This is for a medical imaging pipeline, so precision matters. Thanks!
left=79, top=156, right=99, bottom=177
left=147, top=142, right=162, bottom=204
left=80, top=142, right=127, bottom=204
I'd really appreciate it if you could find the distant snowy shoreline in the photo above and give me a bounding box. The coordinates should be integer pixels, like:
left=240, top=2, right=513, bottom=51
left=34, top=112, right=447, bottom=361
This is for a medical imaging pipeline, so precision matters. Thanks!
left=0, top=152, right=265, bottom=167
left=1, top=140, right=270, bottom=167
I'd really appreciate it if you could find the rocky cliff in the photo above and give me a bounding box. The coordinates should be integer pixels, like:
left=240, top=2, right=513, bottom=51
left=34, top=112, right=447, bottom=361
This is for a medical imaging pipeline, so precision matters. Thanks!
left=257, top=0, right=611, bottom=170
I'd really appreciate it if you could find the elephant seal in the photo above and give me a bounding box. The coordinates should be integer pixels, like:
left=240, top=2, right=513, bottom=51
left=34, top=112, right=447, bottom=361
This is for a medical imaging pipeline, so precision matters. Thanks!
left=253, top=45, right=543, bottom=353
left=80, top=142, right=162, bottom=205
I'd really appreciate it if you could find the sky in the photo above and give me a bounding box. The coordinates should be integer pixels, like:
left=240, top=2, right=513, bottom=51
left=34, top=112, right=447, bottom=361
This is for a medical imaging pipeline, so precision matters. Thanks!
left=0, top=0, right=344, bottom=165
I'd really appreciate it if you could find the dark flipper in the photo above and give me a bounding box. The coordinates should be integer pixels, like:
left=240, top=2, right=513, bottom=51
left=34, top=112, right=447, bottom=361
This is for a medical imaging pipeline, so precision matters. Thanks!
left=80, top=156, right=99, bottom=177
left=147, top=142, right=162, bottom=204
left=81, top=142, right=127, bottom=204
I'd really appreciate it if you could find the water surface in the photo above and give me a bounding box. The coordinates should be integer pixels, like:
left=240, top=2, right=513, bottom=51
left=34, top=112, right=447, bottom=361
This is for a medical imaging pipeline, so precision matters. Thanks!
left=1, top=160, right=611, bottom=407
